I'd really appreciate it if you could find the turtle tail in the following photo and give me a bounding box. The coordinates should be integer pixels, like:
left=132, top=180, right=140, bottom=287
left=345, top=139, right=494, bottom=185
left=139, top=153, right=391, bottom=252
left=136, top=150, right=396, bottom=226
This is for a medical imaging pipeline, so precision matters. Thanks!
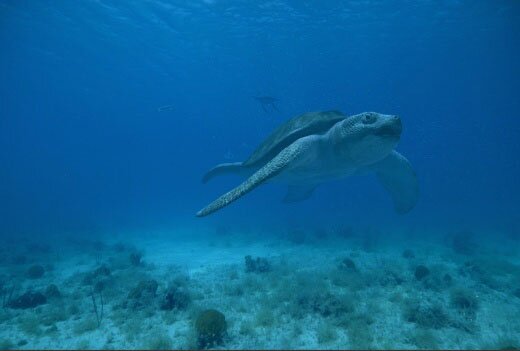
left=202, top=162, right=245, bottom=183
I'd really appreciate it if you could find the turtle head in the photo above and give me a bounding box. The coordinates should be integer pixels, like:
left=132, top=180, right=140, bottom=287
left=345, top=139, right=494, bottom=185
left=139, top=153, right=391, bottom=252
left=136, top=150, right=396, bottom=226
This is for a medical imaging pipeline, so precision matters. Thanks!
left=333, top=112, right=402, bottom=165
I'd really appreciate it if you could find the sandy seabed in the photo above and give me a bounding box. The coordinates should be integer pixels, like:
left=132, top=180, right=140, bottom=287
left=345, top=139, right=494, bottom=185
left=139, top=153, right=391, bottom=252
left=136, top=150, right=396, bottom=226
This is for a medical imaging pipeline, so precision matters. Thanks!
left=1, top=225, right=519, bottom=350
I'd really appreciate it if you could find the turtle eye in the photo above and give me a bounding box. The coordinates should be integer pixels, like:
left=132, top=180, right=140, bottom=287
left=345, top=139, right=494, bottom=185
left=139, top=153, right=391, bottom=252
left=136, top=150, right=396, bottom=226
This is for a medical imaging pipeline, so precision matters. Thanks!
left=363, top=114, right=376, bottom=124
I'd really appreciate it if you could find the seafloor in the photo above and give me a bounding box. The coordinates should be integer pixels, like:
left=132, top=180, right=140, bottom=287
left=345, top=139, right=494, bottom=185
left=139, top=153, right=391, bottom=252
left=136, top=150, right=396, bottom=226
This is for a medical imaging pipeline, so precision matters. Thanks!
left=0, top=225, right=519, bottom=350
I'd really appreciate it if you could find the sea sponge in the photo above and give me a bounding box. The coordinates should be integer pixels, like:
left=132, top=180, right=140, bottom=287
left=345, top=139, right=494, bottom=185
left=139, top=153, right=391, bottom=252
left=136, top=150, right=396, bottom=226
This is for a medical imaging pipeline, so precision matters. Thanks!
left=195, top=309, right=227, bottom=349
left=26, top=264, right=45, bottom=279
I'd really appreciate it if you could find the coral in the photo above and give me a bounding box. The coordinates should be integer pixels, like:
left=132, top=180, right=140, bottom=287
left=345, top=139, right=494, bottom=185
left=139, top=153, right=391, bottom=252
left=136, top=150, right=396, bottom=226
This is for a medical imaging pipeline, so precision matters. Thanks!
left=414, top=265, right=430, bottom=280
left=128, top=279, right=158, bottom=300
left=295, top=288, right=354, bottom=318
left=26, top=264, right=45, bottom=279
left=450, top=288, right=479, bottom=317
left=245, top=255, right=271, bottom=273
left=45, top=284, right=61, bottom=299
left=383, top=270, right=406, bottom=286
left=8, top=291, right=47, bottom=309
left=127, top=279, right=158, bottom=310
left=160, top=285, right=190, bottom=310
left=402, top=299, right=450, bottom=329
left=82, top=264, right=111, bottom=285
left=195, top=309, right=227, bottom=349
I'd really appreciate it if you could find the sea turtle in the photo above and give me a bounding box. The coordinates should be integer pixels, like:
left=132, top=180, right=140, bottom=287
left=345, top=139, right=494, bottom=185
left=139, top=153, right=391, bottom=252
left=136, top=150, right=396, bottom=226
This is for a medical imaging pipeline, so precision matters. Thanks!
left=197, top=110, right=418, bottom=217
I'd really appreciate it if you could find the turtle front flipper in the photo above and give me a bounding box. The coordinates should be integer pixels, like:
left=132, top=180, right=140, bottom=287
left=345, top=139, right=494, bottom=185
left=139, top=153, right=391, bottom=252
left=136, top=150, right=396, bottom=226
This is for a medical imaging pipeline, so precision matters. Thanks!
left=196, top=141, right=307, bottom=217
left=371, top=151, right=419, bottom=214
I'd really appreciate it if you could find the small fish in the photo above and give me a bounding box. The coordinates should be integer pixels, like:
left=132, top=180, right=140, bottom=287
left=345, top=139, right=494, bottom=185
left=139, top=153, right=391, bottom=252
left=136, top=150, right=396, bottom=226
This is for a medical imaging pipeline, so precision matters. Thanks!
left=157, top=104, right=175, bottom=112
left=253, top=96, right=279, bottom=113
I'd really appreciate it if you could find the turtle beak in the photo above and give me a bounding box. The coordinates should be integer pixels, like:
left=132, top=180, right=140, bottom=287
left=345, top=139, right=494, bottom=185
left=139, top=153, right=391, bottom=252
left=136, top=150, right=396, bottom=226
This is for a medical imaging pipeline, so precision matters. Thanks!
left=377, top=115, right=402, bottom=137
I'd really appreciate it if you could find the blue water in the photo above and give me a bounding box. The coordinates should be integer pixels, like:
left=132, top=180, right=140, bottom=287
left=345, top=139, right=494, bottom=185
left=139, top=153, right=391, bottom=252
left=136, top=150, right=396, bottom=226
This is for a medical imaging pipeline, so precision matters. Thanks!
left=1, top=1, right=519, bottom=349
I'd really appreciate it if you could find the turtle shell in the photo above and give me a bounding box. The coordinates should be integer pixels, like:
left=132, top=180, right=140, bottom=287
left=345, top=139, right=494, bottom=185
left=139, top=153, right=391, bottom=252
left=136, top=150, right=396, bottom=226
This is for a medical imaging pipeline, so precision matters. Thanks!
left=243, top=110, right=347, bottom=167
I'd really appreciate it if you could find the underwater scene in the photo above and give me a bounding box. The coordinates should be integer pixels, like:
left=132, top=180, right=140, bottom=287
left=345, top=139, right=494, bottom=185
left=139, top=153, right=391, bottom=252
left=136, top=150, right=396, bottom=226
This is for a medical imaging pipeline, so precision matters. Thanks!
left=1, top=1, right=520, bottom=350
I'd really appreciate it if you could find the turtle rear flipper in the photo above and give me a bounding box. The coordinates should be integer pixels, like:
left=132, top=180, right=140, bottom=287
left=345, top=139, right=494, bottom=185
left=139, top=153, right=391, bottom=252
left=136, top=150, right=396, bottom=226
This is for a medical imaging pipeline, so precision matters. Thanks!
left=202, top=162, right=245, bottom=183
left=197, top=141, right=307, bottom=217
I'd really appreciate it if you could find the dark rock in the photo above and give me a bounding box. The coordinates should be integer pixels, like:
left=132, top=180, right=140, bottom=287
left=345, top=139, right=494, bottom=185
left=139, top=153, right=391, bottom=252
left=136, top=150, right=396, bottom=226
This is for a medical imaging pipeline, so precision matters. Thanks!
left=244, top=255, right=271, bottom=273
left=44, top=284, right=61, bottom=299
left=160, top=286, right=190, bottom=310
left=8, top=291, right=47, bottom=309
left=129, top=252, right=142, bottom=266
left=26, top=264, right=45, bottom=279
left=414, top=265, right=430, bottom=281
left=443, top=273, right=453, bottom=285
left=339, top=258, right=356, bottom=271
left=195, top=309, right=227, bottom=349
